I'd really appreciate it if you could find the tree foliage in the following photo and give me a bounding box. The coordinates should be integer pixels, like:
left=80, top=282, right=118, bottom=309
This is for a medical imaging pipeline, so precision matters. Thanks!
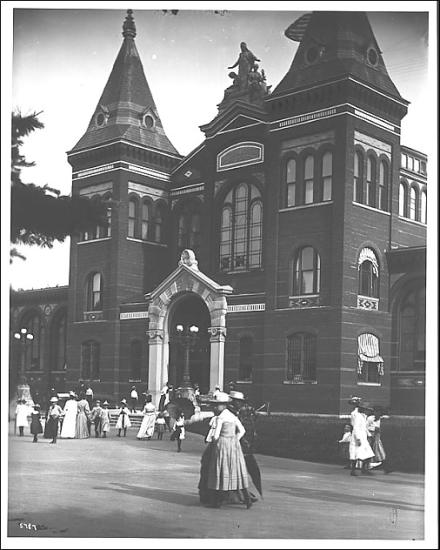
left=10, top=111, right=109, bottom=257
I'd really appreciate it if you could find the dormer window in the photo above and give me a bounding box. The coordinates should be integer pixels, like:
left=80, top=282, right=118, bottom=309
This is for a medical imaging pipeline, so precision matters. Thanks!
left=305, top=46, right=319, bottom=64
left=143, top=114, right=155, bottom=129
left=95, top=106, right=109, bottom=127
left=367, top=47, right=378, bottom=67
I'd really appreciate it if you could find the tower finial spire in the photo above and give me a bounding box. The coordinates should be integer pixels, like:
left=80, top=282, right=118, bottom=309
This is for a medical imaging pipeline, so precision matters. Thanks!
left=122, top=9, right=136, bottom=39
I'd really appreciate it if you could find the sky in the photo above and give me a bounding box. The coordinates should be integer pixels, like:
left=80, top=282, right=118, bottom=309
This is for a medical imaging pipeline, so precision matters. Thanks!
left=3, top=2, right=435, bottom=291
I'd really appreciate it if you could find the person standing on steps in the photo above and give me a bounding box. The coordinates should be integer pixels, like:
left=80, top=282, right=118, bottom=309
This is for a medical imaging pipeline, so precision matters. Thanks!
left=130, top=386, right=139, bottom=413
left=115, top=399, right=131, bottom=437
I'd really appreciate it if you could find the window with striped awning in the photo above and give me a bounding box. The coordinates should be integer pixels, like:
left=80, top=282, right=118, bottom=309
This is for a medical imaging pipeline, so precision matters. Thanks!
left=357, top=333, right=384, bottom=378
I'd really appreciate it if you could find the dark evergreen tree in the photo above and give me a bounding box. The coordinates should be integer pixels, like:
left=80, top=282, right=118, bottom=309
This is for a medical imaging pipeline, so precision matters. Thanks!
left=10, top=111, right=109, bottom=260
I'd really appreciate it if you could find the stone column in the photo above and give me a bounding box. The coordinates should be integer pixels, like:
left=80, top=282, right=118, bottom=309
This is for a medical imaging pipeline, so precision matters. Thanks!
left=147, top=329, right=164, bottom=407
left=208, top=327, right=227, bottom=391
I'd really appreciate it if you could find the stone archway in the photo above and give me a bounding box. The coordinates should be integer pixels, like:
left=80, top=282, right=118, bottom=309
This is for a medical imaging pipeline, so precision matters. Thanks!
left=145, top=250, right=232, bottom=406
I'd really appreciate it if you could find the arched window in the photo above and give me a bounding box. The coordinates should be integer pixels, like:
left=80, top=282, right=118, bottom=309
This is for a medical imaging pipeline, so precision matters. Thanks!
left=130, top=340, right=142, bottom=381
left=399, top=182, right=407, bottom=217
left=358, top=248, right=379, bottom=298
left=322, top=151, right=332, bottom=201
left=128, top=197, right=138, bottom=238
left=399, top=287, right=425, bottom=371
left=85, top=272, right=103, bottom=311
left=304, top=155, right=314, bottom=204
left=239, top=336, right=253, bottom=381
left=286, top=158, right=297, bottom=207
left=286, top=333, right=316, bottom=382
left=354, top=150, right=363, bottom=203
left=219, top=184, right=263, bottom=271
left=81, top=340, right=100, bottom=380
left=21, top=312, right=42, bottom=371
left=366, top=156, right=376, bottom=207
left=154, top=204, right=164, bottom=243
left=420, top=190, right=427, bottom=224
left=293, top=247, right=321, bottom=295
left=51, top=310, right=67, bottom=372
left=409, top=186, right=418, bottom=220
left=357, top=333, right=383, bottom=383
left=378, top=160, right=388, bottom=211
left=141, top=200, right=151, bottom=240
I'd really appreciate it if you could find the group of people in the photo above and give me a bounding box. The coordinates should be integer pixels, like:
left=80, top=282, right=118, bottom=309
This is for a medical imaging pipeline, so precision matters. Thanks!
left=338, top=396, right=391, bottom=475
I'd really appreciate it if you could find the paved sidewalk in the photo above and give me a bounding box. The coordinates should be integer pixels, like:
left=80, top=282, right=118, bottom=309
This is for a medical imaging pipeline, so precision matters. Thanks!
left=7, top=426, right=424, bottom=539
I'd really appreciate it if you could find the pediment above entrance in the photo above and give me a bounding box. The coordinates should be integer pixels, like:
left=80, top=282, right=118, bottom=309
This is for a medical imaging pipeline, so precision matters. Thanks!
left=145, top=250, right=233, bottom=332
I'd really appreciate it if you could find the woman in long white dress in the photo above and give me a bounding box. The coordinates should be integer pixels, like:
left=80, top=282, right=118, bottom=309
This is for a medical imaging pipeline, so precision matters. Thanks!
left=349, top=404, right=374, bottom=476
left=61, top=393, right=78, bottom=438
left=137, top=395, right=156, bottom=440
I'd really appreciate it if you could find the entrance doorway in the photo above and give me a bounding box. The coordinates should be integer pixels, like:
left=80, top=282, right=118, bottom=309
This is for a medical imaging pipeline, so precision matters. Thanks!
left=168, top=294, right=211, bottom=393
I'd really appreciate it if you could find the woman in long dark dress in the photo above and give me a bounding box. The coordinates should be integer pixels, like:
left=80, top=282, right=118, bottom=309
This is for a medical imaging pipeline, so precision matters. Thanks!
left=30, top=404, right=43, bottom=443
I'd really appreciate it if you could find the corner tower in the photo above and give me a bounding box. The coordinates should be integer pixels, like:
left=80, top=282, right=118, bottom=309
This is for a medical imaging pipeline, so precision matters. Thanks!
left=66, top=10, right=181, bottom=399
left=262, top=11, right=410, bottom=414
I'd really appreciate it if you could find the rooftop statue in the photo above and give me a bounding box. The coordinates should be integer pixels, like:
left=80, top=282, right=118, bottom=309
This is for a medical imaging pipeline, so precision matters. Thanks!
left=228, top=42, right=261, bottom=90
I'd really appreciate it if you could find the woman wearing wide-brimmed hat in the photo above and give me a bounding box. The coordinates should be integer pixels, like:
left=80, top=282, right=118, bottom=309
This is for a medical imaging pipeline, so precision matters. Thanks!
left=203, top=392, right=252, bottom=508
left=137, top=394, right=156, bottom=440
left=349, top=402, right=374, bottom=476
left=60, top=391, right=78, bottom=439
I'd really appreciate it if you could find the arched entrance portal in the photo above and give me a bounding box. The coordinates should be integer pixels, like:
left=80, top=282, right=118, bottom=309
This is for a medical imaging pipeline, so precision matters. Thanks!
left=168, top=294, right=211, bottom=393
left=146, top=250, right=233, bottom=407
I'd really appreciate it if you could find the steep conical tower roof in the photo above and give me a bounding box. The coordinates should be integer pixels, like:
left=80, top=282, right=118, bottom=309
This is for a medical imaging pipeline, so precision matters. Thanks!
left=71, top=10, right=178, bottom=155
left=273, top=11, right=403, bottom=100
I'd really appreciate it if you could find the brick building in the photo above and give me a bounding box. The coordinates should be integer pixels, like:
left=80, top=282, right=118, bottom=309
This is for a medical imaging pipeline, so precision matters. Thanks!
left=10, top=10, right=427, bottom=415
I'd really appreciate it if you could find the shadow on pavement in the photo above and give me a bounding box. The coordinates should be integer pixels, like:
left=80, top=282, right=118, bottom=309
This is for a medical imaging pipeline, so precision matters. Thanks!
left=93, top=482, right=201, bottom=507
left=271, top=485, right=424, bottom=512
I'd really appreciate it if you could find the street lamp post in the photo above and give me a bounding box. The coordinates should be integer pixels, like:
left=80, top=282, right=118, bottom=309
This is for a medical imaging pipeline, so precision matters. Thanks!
left=13, top=328, right=34, bottom=403
left=174, top=324, right=199, bottom=400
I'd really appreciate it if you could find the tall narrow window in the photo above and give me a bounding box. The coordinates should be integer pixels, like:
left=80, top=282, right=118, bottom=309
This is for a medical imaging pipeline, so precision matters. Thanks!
left=322, top=151, right=332, bottom=201
left=378, top=160, right=388, bottom=211
left=220, top=204, right=233, bottom=271
left=128, top=198, right=138, bottom=238
left=105, top=201, right=112, bottom=237
left=354, top=151, right=363, bottom=203
left=399, top=287, right=425, bottom=371
left=286, top=158, right=297, bottom=207
left=366, top=156, right=376, bottom=207
left=141, top=201, right=150, bottom=240
left=189, top=213, right=201, bottom=255
left=177, top=213, right=187, bottom=250
left=22, top=313, right=42, bottom=371
left=358, top=248, right=379, bottom=298
left=85, top=272, right=103, bottom=311
left=81, top=340, right=100, bottom=380
left=239, top=336, right=253, bottom=381
left=304, top=155, right=314, bottom=204
left=51, top=310, right=67, bottom=372
left=130, top=340, right=142, bottom=381
left=293, top=247, right=321, bottom=295
left=286, top=333, right=316, bottom=382
left=234, top=184, right=248, bottom=269
left=219, top=184, right=262, bottom=271
left=249, top=201, right=263, bottom=268
left=154, top=205, right=164, bottom=243
left=420, top=190, right=427, bottom=224
left=399, top=182, right=406, bottom=217
left=409, top=187, right=417, bottom=220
